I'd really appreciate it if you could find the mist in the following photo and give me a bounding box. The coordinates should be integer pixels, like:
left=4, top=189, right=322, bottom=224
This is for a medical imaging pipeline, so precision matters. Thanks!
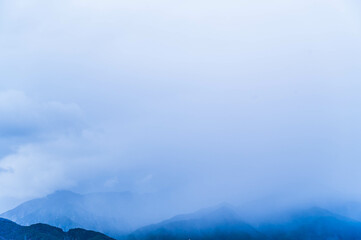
left=0, top=0, right=361, bottom=219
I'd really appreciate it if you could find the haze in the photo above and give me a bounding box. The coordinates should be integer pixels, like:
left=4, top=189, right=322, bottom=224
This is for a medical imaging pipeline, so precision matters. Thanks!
left=0, top=0, right=361, bottom=214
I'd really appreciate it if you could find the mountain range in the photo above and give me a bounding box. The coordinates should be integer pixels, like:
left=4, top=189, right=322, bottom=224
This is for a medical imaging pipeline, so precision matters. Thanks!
left=4, top=191, right=361, bottom=239
left=125, top=206, right=361, bottom=240
left=126, top=204, right=263, bottom=240
left=1, top=190, right=171, bottom=238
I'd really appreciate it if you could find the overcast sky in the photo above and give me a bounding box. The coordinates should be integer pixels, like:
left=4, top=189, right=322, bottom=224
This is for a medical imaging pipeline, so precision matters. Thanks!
left=0, top=0, right=361, bottom=213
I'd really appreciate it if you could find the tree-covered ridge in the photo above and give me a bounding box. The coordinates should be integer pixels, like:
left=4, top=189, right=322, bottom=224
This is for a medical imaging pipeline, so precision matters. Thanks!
left=0, top=218, right=114, bottom=240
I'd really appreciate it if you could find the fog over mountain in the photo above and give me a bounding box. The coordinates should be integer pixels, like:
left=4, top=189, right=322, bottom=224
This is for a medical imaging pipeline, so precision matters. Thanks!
left=4, top=203, right=361, bottom=240
left=1, top=0, right=361, bottom=232
left=0, top=190, right=185, bottom=238
left=126, top=206, right=361, bottom=240
left=4, top=190, right=361, bottom=239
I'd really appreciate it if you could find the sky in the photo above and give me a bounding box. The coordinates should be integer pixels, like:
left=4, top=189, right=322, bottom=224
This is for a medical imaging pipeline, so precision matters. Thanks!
left=0, top=0, right=361, bottom=213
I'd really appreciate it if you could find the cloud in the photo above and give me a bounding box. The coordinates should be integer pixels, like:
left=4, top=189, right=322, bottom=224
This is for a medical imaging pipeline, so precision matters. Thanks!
left=0, top=0, right=361, bottom=214
left=0, top=90, right=147, bottom=209
left=0, top=90, right=88, bottom=209
left=0, top=167, right=13, bottom=174
left=0, top=90, right=83, bottom=139
left=0, top=144, right=69, bottom=198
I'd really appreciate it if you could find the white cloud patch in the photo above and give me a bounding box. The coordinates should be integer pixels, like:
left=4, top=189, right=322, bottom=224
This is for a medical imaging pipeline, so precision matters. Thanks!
left=0, top=90, right=88, bottom=209
left=0, top=90, right=83, bottom=139
left=0, top=145, right=69, bottom=198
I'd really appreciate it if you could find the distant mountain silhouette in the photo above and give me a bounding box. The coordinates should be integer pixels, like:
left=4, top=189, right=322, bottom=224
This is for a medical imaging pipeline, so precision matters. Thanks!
left=127, top=204, right=263, bottom=240
left=327, top=201, right=361, bottom=223
left=2, top=191, right=88, bottom=230
left=5, top=192, right=361, bottom=240
left=125, top=206, right=361, bottom=240
left=0, top=190, right=168, bottom=238
left=0, top=217, right=114, bottom=240
left=258, top=207, right=361, bottom=239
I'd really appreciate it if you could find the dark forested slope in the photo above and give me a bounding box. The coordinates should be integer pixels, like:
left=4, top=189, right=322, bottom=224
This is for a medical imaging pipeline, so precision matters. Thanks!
left=0, top=218, right=114, bottom=240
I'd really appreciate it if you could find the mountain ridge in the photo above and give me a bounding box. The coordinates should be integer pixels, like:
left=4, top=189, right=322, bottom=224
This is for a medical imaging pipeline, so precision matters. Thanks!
left=5, top=191, right=361, bottom=239
left=0, top=190, right=162, bottom=238
left=0, top=217, right=114, bottom=240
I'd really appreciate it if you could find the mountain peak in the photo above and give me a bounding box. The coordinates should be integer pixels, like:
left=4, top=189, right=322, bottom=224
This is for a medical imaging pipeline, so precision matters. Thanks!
left=213, top=202, right=238, bottom=212
left=47, top=190, right=80, bottom=198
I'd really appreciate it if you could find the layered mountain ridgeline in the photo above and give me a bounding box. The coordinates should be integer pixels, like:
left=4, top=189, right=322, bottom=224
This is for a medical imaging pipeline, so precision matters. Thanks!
left=0, top=190, right=172, bottom=238
left=127, top=204, right=264, bottom=240
left=4, top=205, right=361, bottom=240
left=257, top=207, right=361, bottom=240
left=4, top=191, right=361, bottom=240
left=125, top=206, right=361, bottom=240
left=0, top=218, right=114, bottom=240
